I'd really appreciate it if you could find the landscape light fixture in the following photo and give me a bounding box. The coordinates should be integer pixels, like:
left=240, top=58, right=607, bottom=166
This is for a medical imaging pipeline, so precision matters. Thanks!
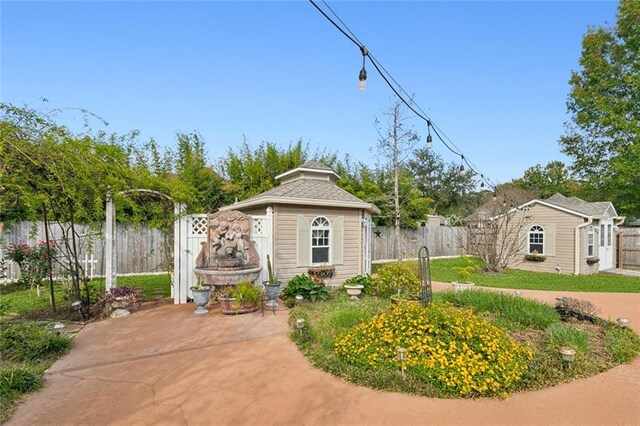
left=617, top=317, right=630, bottom=328
left=296, top=318, right=305, bottom=331
left=295, top=295, right=304, bottom=306
left=396, top=347, right=408, bottom=380
left=426, top=121, right=433, bottom=149
left=559, top=347, right=576, bottom=368
left=358, top=46, right=368, bottom=91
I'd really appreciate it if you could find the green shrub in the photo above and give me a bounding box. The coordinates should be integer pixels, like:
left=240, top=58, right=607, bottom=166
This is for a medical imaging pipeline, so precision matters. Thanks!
left=605, top=325, right=640, bottom=363
left=451, top=255, right=480, bottom=283
left=334, top=302, right=532, bottom=397
left=283, top=274, right=329, bottom=302
left=545, top=323, right=591, bottom=353
left=437, top=290, right=560, bottom=330
left=0, top=365, right=43, bottom=396
left=229, top=281, right=264, bottom=304
left=282, top=274, right=315, bottom=300
left=343, top=274, right=377, bottom=294
left=373, top=263, right=419, bottom=297
left=0, top=322, right=72, bottom=363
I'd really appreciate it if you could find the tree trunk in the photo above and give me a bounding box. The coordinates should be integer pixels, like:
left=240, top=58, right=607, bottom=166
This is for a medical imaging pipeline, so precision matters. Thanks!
left=393, top=109, right=402, bottom=262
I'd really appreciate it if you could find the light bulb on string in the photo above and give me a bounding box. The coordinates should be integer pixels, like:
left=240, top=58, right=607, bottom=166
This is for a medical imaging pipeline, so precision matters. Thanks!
left=358, top=46, right=368, bottom=91
left=426, top=121, right=433, bottom=149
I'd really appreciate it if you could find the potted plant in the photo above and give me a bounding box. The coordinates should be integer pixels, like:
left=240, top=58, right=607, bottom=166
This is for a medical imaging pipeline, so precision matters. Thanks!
left=390, top=292, right=421, bottom=305
left=219, top=281, right=263, bottom=315
left=525, top=251, right=546, bottom=262
left=190, top=278, right=212, bottom=315
left=263, top=254, right=281, bottom=308
left=451, top=255, right=477, bottom=292
left=586, top=257, right=599, bottom=266
left=307, top=264, right=335, bottom=279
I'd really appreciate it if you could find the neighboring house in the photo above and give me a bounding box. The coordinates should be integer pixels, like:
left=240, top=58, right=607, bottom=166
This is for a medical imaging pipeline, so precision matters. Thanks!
left=512, top=193, right=625, bottom=275
left=218, top=161, right=381, bottom=285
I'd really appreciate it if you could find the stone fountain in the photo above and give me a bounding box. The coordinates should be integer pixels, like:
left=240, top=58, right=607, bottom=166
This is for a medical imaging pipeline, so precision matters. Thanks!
left=194, top=210, right=262, bottom=290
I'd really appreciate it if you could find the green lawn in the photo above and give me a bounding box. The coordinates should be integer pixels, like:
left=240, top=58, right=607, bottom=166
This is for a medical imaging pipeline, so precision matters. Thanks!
left=374, top=257, right=640, bottom=293
left=0, top=274, right=171, bottom=316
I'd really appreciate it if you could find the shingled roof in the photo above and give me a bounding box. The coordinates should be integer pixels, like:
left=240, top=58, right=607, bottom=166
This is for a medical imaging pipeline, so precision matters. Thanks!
left=543, top=193, right=617, bottom=218
left=219, top=162, right=380, bottom=214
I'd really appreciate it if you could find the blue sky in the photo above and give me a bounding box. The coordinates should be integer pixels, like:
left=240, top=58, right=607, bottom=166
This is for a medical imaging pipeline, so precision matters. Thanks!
left=2, top=1, right=618, bottom=184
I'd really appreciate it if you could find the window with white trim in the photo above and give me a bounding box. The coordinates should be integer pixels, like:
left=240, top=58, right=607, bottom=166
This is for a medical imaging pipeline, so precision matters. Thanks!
left=528, top=225, right=544, bottom=254
left=587, top=226, right=595, bottom=257
left=311, top=217, right=330, bottom=264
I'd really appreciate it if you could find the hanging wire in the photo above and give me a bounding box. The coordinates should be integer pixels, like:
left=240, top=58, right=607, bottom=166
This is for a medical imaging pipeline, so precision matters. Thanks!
left=308, top=0, right=522, bottom=209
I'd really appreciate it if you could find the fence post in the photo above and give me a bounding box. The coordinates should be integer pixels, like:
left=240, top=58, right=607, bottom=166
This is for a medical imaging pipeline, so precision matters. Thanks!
left=105, top=193, right=116, bottom=290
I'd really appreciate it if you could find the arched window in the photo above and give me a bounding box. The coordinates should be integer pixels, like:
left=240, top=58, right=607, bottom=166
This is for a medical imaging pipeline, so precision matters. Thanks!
left=528, top=225, right=544, bottom=254
left=587, top=226, right=595, bottom=257
left=311, top=217, right=330, bottom=264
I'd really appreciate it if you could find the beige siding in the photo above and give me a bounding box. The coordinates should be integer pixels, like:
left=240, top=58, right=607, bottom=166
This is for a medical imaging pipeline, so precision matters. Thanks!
left=508, top=204, right=583, bottom=274
left=579, top=223, right=600, bottom=275
left=274, top=205, right=362, bottom=287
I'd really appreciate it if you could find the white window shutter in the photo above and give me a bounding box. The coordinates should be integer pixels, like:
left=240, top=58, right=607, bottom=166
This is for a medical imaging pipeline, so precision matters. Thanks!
left=519, top=227, right=528, bottom=254
left=545, top=224, right=555, bottom=256
left=297, top=215, right=311, bottom=267
left=331, top=216, right=344, bottom=265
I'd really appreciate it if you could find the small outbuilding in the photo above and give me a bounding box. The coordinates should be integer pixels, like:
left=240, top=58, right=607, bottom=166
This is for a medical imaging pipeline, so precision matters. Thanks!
left=218, top=161, right=380, bottom=285
left=512, top=193, right=624, bottom=274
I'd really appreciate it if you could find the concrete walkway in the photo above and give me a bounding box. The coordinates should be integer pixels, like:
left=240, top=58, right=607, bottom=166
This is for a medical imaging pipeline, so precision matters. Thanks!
left=602, top=268, right=640, bottom=277
left=8, top=284, right=640, bottom=426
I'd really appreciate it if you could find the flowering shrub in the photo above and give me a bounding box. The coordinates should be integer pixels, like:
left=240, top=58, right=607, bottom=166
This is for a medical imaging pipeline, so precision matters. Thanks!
left=373, top=263, right=419, bottom=297
left=5, top=241, right=56, bottom=289
left=334, top=303, right=532, bottom=397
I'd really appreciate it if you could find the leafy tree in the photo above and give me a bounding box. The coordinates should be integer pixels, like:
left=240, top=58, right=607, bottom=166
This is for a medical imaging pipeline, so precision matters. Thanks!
left=408, top=148, right=479, bottom=217
left=514, top=161, right=581, bottom=199
left=559, top=0, right=640, bottom=218
left=219, top=138, right=337, bottom=205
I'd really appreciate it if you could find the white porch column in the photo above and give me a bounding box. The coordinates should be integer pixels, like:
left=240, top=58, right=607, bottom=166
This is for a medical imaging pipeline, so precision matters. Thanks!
left=105, top=194, right=116, bottom=290
left=173, top=203, right=186, bottom=304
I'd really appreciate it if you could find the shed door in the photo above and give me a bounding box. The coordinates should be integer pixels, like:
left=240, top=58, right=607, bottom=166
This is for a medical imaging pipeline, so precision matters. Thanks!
left=599, top=220, right=613, bottom=270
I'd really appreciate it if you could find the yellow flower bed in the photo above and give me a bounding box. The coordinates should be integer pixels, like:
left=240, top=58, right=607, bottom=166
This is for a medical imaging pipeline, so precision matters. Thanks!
left=334, top=303, right=532, bottom=397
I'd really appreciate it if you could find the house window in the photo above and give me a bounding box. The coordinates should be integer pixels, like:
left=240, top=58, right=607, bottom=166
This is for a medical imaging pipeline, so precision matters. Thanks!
left=587, top=226, right=595, bottom=257
left=600, top=224, right=605, bottom=246
left=529, top=225, right=544, bottom=254
left=311, top=217, right=330, bottom=264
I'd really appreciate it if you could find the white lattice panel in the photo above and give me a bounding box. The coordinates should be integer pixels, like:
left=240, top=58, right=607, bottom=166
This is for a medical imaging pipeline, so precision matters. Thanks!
left=190, top=216, right=208, bottom=237
left=253, top=218, right=264, bottom=236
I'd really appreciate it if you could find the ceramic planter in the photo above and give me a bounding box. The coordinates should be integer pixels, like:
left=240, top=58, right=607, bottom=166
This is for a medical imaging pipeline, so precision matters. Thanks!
left=390, top=295, right=421, bottom=305
left=344, top=284, right=364, bottom=300
left=219, top=296, right=259, bottom=315
left=452, top=282, right=475, bottom=292
left=263, top=282, right=281, bottom=308
left=191, top=287, right=211, bottom=315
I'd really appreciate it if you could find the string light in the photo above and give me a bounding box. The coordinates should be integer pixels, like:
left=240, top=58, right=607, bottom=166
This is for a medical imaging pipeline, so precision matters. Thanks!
left=309, top=0, right=523, bottom=209
left=359, top=46, right=368, bottom=91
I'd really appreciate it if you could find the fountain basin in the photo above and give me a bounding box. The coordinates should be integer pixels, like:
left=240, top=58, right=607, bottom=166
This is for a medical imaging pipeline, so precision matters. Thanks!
left=194, top=266, right=262, bottom=287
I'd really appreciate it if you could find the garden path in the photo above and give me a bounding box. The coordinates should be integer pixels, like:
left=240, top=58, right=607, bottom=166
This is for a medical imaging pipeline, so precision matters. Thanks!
left=7, top=284, right=640, bottom=426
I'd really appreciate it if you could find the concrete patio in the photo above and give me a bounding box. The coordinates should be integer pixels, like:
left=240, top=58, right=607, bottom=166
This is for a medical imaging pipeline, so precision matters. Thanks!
left=7, top=283, right=640, bottom=426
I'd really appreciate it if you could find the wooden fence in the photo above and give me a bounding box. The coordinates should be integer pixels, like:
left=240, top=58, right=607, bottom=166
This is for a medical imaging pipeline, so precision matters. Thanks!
left=617, top=228, right=640, bottom=271
left=372, top=224, right=465, bottom=261
left=1, top=221, right=171, bottom=282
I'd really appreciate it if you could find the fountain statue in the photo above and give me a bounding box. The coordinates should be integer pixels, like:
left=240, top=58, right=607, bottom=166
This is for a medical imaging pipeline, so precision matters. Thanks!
left=194, top=210, right=262, bottom=289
